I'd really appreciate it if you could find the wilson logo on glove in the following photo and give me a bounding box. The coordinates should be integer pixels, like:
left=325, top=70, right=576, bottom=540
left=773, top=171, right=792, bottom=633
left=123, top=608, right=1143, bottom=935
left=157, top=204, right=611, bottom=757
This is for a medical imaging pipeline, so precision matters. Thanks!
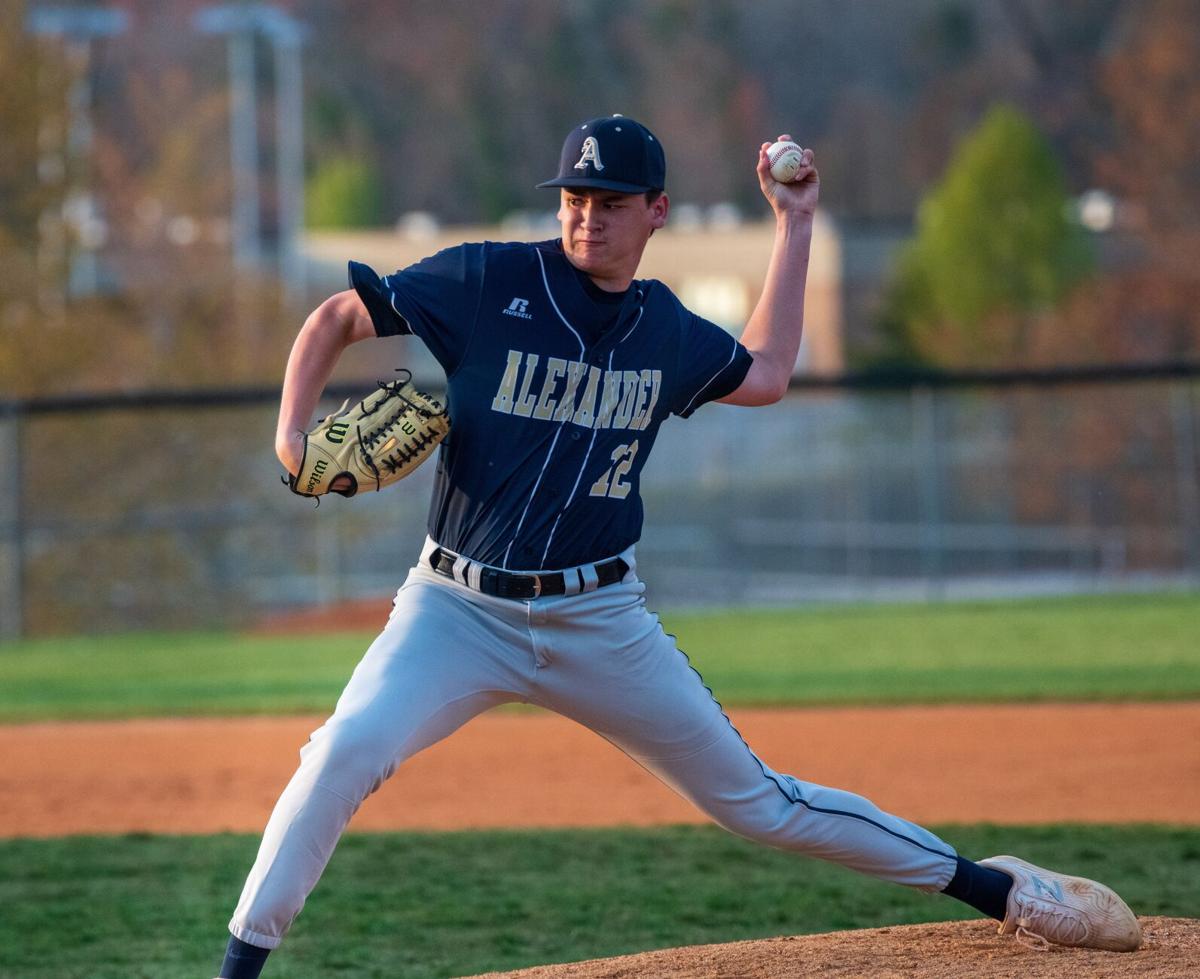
left=305, top=459, right=330, bottom=495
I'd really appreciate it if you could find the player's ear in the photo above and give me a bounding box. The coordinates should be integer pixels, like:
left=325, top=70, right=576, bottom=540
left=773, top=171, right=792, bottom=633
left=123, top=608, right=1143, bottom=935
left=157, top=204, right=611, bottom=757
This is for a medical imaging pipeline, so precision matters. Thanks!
left=650, top=191, right=669, bottom=230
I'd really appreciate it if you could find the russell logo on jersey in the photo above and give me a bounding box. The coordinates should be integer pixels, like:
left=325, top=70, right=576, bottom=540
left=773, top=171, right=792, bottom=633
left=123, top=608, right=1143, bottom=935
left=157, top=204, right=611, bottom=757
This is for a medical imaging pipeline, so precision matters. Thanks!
left=502, top=297, right=533, bottom=320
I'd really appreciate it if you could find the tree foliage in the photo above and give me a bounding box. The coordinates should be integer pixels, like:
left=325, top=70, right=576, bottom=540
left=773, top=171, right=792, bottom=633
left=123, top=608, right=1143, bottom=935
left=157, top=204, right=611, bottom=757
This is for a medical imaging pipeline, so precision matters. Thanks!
left=306, top=157, right=386, bottom=229
left=878, top=104, right=1093, bottom=366
left=2, top=0, right=1199, bottom=394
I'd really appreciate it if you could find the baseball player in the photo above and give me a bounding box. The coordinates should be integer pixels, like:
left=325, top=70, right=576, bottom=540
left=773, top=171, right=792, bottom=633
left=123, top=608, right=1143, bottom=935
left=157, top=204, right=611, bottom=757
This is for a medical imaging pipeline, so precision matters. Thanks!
left=216, top=115, right=1140, bottom=978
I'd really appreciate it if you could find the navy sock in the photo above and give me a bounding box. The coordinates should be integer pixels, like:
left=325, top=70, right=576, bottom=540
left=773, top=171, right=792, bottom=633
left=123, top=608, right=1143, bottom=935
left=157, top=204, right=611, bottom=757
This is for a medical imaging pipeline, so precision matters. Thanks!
left=941, top=856, right=1013, bottom=921
left=218, top=936, right=271, bottom=979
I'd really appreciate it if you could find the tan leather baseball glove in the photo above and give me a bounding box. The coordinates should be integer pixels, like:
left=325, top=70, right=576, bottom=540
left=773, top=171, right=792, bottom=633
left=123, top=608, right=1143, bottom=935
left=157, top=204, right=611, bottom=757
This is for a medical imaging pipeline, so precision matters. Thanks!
left=285, top=371, right=450, bottom=499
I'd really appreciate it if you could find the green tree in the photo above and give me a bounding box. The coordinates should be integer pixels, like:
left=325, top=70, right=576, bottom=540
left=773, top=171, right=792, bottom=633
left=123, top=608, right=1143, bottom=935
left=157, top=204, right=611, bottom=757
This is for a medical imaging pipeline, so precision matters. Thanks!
left=878, top=104, right=1092, bottom=366
left=306, top=157, right=386, bottom=229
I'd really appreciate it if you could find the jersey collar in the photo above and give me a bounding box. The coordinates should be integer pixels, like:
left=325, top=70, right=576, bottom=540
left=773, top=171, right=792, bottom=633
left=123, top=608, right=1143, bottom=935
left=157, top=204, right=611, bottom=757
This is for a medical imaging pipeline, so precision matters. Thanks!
left=536, top=240, right=647, bottom=356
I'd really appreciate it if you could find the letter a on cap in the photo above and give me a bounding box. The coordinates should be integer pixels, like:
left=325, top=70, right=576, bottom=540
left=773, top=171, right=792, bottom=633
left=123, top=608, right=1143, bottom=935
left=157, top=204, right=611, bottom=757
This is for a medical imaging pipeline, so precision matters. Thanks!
left=574, top=136, right=604, bottom=172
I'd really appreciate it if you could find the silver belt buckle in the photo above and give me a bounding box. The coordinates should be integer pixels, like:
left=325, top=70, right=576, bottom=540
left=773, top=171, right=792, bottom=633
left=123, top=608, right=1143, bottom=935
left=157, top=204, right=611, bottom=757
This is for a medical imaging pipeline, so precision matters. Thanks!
left=530, top=574, right=542, bottom=598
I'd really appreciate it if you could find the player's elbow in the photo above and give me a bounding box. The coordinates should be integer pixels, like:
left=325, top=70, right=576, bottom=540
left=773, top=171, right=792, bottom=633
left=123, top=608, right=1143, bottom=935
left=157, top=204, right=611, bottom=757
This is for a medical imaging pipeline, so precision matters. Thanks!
left=721, top=356, right=792, bottom=407
left=306, top=290, right=375, bottom=347
left=749, top=358, right=793, bottom=405
left=763, top=373, right=792, bottom=404
left=721, top=374, right=788, bottom=407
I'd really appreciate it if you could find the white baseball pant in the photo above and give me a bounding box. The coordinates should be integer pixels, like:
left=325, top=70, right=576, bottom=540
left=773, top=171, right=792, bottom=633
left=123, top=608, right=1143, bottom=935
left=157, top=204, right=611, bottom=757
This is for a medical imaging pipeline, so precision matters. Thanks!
left=230, top=540, right=958, bottom=948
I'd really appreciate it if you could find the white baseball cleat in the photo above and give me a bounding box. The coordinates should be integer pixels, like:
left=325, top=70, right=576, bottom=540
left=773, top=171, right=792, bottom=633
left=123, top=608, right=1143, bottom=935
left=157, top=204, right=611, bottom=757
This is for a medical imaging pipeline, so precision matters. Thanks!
left=979, top=855, right=1142, bottom=952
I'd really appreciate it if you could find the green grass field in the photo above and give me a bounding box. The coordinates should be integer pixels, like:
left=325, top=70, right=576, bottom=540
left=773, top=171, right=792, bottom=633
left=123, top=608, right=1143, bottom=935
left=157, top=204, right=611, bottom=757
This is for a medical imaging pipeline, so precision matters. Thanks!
left=2, top=825, right=1196, bottom=979
left=2, top=592, right=1196, bottom=977
left=0, top=592, right=1196, bottom=720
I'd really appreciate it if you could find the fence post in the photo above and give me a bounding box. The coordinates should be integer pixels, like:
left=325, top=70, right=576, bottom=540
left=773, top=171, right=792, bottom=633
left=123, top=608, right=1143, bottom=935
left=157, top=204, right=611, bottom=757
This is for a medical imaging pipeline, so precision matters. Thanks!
left=1171, top=380, right=1200, bottom=575
left=316, top=503, right=343, bottom=606
left=912, top=385, right=945, bottom=599
left=846, top=398, right=872, bottom=585
left=0, top=408, right=24, bottom=639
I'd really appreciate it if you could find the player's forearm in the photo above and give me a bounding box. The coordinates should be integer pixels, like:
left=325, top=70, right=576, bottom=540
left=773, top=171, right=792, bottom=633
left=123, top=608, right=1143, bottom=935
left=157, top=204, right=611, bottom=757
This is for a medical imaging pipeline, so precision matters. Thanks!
left=740, top=213, right=813, bottom=398
left=274, top=304, right=359, bottom=470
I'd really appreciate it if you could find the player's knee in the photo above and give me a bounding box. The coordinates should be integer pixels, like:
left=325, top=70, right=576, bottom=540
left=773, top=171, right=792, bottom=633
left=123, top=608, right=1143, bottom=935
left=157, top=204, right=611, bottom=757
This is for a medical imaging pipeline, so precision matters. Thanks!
left=716, top=811, right=792, bottom=847
left=702, top=790, right=805, bottom=848
left=300, top=722, right=400, bottom=799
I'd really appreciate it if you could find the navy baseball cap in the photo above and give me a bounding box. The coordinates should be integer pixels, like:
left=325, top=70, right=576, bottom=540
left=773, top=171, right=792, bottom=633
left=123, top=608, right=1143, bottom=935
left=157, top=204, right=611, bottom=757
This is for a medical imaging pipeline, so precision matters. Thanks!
left=537, top=115, right=666, bottom=193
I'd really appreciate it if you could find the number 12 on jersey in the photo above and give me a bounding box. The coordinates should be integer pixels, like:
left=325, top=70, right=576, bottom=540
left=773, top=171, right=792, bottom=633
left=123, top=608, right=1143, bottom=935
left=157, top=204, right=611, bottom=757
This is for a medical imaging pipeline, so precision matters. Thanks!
left=590, top=441, right=640, bottom=499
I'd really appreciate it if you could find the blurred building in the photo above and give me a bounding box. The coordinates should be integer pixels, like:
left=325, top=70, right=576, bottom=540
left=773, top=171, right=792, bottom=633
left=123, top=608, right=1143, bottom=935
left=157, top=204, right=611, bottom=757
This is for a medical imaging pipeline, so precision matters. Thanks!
left=301, top=213, right=844, bottom=378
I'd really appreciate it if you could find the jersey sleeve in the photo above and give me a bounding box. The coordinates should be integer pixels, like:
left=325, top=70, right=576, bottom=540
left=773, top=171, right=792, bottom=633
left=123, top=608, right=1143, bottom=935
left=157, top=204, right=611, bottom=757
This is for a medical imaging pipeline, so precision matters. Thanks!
left=348, top=243, right=486, bottom=376
left=670, top=312, right=754, bottom=418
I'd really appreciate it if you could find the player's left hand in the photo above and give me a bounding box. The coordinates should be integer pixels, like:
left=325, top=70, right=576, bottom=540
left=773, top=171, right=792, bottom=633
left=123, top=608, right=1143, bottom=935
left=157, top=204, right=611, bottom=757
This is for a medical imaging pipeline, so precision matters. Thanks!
left=757, top=134, right=819, bottom=219
left=284, top=372, right=450, bottom=500
left=280, top=429, right=355, bottom=495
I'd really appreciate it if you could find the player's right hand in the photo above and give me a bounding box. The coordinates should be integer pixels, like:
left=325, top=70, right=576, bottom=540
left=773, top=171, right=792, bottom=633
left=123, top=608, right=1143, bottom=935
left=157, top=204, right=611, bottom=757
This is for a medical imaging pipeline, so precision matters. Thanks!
left=757, top=134, right=819, bottom=219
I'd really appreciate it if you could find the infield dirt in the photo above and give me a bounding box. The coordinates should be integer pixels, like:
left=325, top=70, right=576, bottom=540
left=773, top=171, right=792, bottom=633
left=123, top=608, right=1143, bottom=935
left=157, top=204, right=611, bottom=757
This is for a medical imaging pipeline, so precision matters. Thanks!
left=2, top=701, right=1197, bottom=836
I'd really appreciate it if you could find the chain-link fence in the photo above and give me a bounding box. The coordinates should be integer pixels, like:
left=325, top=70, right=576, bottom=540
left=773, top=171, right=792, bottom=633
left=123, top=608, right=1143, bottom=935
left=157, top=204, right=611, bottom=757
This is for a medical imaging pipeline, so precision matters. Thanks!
left=2, top=367, right=1197, bottom=637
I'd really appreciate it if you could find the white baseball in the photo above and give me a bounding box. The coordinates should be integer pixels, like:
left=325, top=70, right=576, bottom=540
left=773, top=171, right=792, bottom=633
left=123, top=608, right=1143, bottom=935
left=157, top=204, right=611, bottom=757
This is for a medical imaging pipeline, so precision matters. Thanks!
left=767, top=140, right=805, bottom=183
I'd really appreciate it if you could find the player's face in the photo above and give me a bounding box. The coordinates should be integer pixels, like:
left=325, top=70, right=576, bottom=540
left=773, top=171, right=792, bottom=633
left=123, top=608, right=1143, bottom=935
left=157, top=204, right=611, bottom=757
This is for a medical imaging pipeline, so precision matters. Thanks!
left=558, top=188, right=669, bottom=289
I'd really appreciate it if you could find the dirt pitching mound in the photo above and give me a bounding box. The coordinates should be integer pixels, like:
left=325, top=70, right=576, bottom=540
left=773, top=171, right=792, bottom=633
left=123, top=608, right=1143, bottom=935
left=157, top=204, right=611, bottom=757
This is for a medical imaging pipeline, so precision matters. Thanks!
left=464, top=917, right=1199, bottom=978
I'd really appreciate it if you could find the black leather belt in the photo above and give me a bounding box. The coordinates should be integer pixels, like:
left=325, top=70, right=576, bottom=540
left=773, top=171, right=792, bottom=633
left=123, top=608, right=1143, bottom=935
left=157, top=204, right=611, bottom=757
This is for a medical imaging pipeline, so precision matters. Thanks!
left=427, top=547, right=629, bottom=600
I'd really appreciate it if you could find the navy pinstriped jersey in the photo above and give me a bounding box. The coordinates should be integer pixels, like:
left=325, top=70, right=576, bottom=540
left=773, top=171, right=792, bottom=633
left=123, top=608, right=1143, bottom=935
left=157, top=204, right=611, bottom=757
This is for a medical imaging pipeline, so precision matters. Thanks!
left=350, top=239, right=752, bottom=571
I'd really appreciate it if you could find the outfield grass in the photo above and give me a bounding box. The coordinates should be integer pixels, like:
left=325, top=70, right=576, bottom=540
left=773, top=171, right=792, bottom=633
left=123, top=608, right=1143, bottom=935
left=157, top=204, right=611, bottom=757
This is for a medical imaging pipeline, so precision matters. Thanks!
left=0, top=592, right=1197, bottom=721
left=1, top=824, right=1195, bottom=979
left=0, top=587, right=1195, bottom=719
left=673, top=591, right=1200, bottom=706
